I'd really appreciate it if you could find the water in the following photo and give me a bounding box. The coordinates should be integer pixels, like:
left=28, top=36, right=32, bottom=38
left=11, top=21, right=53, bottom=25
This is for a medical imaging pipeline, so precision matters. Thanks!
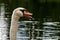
left=0, top=3, right=60, bottom=40
left=43, top=22, right=60, bottom=40
left=0, top=3, right=8, bottom=40
left=16, top=21, right=60, bottom=40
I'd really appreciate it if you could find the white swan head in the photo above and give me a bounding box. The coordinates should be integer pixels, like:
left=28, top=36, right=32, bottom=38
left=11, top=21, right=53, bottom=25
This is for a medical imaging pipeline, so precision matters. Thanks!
left=13, top=7, right=32, bottom=19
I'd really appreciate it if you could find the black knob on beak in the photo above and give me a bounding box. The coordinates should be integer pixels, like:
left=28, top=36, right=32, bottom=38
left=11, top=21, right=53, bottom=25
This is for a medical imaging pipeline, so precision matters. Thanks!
left=20, top=9, right=27, bottom=13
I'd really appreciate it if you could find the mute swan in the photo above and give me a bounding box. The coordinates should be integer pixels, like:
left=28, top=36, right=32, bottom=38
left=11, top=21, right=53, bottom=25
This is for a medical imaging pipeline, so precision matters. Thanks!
left=10, top=7, right=32, bottom=40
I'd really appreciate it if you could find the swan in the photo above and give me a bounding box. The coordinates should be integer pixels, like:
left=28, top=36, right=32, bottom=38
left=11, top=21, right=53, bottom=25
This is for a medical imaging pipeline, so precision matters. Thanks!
left=10, top=7, right=32, bottom=40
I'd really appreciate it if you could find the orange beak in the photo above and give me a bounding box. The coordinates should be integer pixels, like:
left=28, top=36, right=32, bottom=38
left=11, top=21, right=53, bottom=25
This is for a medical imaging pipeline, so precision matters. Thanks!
left=23, top=11, right=32, bottom=19
left=24, top=11, right=32, bottom=16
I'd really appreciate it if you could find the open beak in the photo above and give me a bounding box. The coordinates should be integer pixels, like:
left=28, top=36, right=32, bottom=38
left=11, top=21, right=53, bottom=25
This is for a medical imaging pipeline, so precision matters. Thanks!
left=23, top=11, right=32, bottom=19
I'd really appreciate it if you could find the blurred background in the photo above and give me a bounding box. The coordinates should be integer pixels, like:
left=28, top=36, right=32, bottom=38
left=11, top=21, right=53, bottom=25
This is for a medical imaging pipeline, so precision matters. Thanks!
left=0, top=0, right=60, bottom=40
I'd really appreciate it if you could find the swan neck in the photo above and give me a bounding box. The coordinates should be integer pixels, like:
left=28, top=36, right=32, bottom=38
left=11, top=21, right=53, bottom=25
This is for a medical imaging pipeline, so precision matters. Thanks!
left=10, top=15, right=20, bottom=40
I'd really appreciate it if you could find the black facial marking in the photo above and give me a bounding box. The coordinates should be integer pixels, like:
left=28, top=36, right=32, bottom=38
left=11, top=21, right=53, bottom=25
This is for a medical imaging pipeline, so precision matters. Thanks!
left=20, top=9, right=27, bottom=13
left=20, top=10, right=25, bottom=13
